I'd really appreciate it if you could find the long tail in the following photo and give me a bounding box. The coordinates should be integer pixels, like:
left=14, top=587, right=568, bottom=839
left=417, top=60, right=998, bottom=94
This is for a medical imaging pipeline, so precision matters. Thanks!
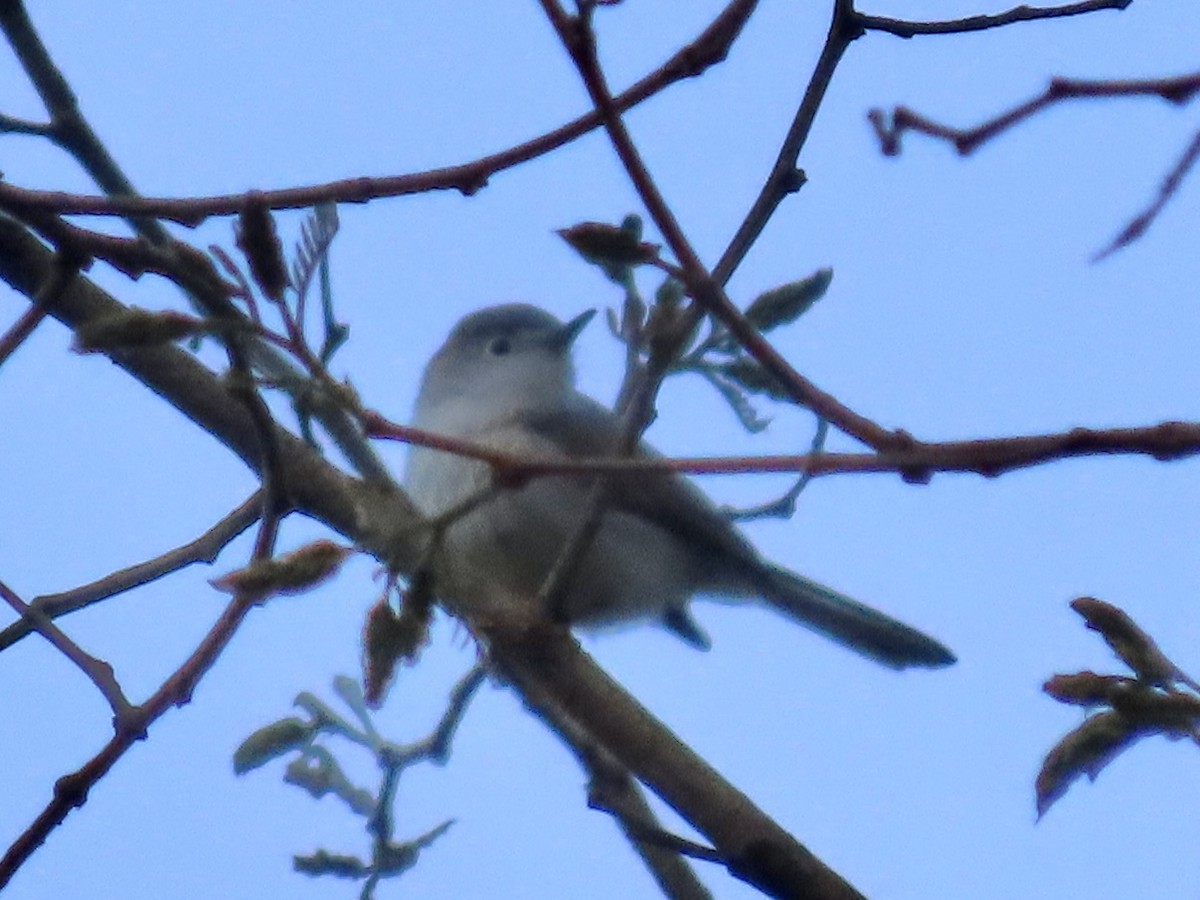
left=760, top=564, right=955, bottom=669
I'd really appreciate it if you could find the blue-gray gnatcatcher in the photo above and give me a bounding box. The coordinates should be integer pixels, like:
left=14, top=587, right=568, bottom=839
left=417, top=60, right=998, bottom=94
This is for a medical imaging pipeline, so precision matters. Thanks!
left=404, top=304, right=954, bottom=669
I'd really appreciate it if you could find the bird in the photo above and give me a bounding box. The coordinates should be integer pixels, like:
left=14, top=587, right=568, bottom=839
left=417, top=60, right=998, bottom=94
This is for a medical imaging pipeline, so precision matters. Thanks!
left=403, top=303, right=954, bottom=669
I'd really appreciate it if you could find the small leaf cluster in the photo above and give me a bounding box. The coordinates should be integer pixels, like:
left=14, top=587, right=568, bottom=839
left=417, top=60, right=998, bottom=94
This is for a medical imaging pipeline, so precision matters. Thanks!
left=234, top=675, right=458, bottom=898
left=558, top=214, right=833, bottom=434
left=212, top=202, right=353, bottom=447
left=1037, top=597, right=1200, bottom=817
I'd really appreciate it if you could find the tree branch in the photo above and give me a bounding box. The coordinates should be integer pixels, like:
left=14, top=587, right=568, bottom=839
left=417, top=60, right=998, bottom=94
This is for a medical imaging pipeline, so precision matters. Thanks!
left=0, top=250, right=76, bottom=365
left=0, top=493, right=260, bottom=653
left=538, top=0, right=907, bottom=455
left=868, top=71, right=1200, bottom=157
left=485, top=618, right=865, bottom=900
left=859, top=0, right=1130, bottom=38
left=0, top=506, right=285, bottom=888
left=0, top=580, right=133, bottom=722
left=0, top=0, right=760, bottom=226
left=712, top=0, right=859, bottom=285
left=0, top=0, right=170, bottom=243
left=511, top=664, right=714, bottom=899
left=1093, top=125, right=1200, bottom=260
left=0, top=213, right=426, bottom=569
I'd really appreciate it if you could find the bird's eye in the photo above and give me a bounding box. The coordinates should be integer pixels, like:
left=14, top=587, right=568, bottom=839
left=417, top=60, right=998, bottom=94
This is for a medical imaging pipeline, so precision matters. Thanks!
left=488, top=337, right=512, bottom=356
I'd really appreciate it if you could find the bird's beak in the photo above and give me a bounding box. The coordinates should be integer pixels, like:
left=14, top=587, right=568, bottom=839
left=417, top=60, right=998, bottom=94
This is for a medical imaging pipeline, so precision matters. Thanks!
left=555, top=308, right=596, bottom=349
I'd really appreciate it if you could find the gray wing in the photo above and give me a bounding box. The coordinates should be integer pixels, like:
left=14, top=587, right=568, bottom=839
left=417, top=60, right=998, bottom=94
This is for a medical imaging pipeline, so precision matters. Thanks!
left=524, top=394, right=764, bottom=586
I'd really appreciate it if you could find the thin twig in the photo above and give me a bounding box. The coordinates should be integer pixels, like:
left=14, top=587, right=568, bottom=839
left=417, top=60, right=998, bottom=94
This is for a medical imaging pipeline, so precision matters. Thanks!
left=0, top=278, right=294, bottom=886
left=381, top=663, right=489, bottom=767
left=491, top=639, right=715, bottom=899
left=0, top=111, right=52, bottom=137
left=0, top=0, right=170, bottom=244
left=0, top=580, right=133, bottom=723
left=0, top=214, right=428, bottom=578
left=713, top=0, right=1133, bottom=280
left=0, top=504, right=285, bottom=889
left=859, top=0, right=1130, bottom=38
left=712, top=0, right=859, bottom=286
left=866, top=70, right=1200, bottom=258
left=0, top=251, right=77, bottom=366
left=0, top=493, right=262, bottom=653
left=1094, top=126, right=1200, bottom=260
left=540, top=0, right=906, bottom=453
left=0, top=0, right=759, bottom=226
left=13, top=206, right=393, bottom=483
left=868, top=71, right=1200, bottom=157
left=366, top=410, right=1200, bottom=484
left=725, top=417, right=828, bottom=521
left=1, top=0, right=392, bottom=484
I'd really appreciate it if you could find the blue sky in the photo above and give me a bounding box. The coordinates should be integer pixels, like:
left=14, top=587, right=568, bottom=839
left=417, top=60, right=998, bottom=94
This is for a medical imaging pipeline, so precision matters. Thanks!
left=2, top=2, right=1198, bottom=898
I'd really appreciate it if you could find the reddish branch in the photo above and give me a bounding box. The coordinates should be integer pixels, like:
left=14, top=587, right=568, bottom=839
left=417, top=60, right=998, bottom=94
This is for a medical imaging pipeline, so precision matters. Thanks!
left=869, top=72, right=1200, bottom=157
left=539, top=1, right=908, bottom=454
left=0, top=252, right=76, bottom=364
left=859, top=0, right=1131, bottom=38
left=365, top=414, right=1200, bottom=483
left=1093, top=127, right=1200, bottom=260
left=0, top=493, right=261, bottom=652
left=0, top=504, right=285, bottom=889
left=712, top=0, right=1133, bottom=282
left=0, top=0, right=758, bottom=226
left=0, top=581, right=132, bottom=720
left=867, top=71, right=1200, bottom=258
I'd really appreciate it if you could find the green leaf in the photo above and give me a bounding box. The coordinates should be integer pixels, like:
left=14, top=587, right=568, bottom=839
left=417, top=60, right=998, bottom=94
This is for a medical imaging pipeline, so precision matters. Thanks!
left=744, top=267, right=832, bottom=333
left=232, top=716, right=314, bottom=774
left=716, top=356, right=791, bottom=401
left=294, top=849, right=369, bottom=878
left=284, top=747, right=376, bottom=816
left=375, top=819, right=455, bottom=876
left=654, top=277, right=684, bottom=310
left=698, top=367, right=770, bottom=433
left=1035, top=711, right=1148, bottom=818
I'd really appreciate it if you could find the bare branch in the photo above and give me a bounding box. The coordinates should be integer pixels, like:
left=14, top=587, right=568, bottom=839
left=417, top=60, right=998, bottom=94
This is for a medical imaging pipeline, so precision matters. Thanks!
left=868, top=71, right=1200, bottom=157
left=0, top=487, right=286, bottom=889
left=1, top=0, right=393, bottom=484
left=867, top=70, right=1200, bottom=256
left=485, top=617, right=866, bottom=899
left=0, top=492, right=260, bottom=652
left=712, top=0, right=858, bottom=286
left=0, top=580, right=132, bottom=722
left=0, top=269, right=301, bottom=884
left=538, top=0, right=906, bottom=454
left=714, top=0, right=1134, bottom=283
left=0, top=0, right=759, bottom=226
left=859, top=0, right=1131, bottom=38
left=1094, top=126, right=1200, bottom=260
left=0, top=0, right=170, bottom=244
left=365, top=413, right=1200, bottom=485
left=0, top=111, right=52, bottom=137
left=0, top=251, right=77, bottom=366
left=0, top=214, right=427, bottom=572
left=519, top=668, right=715, bottom=899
